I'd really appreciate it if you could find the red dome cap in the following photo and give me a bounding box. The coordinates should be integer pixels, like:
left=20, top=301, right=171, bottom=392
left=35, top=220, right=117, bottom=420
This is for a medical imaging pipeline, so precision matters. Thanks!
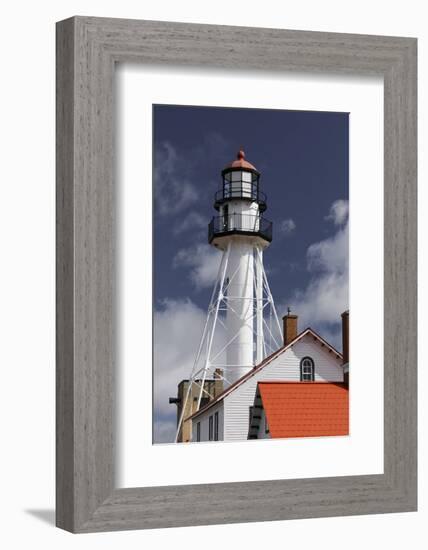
left=224, top=149, right=258, bottom=171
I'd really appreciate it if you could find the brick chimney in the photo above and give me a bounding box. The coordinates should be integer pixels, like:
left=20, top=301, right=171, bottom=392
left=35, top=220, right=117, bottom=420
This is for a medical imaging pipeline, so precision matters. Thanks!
left=283, top=311, right=298, bottom=346
left=341, top=310, right=349, bottom=387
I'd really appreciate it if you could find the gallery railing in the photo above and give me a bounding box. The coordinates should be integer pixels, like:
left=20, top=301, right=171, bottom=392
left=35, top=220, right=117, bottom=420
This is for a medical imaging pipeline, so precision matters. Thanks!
left=214, top=184, right=267, bottom=211
left=208, top=213, right=272, bottom=243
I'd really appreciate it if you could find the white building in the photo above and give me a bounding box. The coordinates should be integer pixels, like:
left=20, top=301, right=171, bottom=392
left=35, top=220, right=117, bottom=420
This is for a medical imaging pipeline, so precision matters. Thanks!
left=189, top=314, right=348, bottom=443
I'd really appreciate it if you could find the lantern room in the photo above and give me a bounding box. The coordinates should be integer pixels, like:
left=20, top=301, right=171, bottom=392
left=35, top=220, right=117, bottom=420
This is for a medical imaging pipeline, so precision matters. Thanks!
left=209, top=149, right=272, bottom=246
left=214, top=150, right=267, bottom=212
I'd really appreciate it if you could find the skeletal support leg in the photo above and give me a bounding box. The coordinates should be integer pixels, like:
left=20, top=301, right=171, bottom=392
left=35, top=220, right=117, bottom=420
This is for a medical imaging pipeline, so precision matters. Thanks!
left=174, top=244, right=230, bottom=443
left=175, top=241, right=283, bottom=443
left=195, top=243, right=231, bottom=410
left=256, top=246, right=264, bottom=364
left=257, top=246, right=283, bottom=340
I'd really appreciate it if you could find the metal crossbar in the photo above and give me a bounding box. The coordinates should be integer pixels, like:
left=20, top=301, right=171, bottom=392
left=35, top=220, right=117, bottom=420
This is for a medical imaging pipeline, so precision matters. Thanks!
left=175, top=243, right=282, bottom=442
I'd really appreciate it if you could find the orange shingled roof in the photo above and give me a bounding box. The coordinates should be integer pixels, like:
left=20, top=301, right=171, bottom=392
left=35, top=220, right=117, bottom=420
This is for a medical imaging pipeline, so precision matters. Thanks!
left=259, top=381, right=349, bottom=438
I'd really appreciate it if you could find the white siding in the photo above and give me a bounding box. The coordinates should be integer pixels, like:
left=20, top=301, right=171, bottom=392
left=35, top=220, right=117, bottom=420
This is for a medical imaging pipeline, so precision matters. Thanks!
left=224, top=334, right=344, bottom=441
left=191, top=402, right=224, bottom=442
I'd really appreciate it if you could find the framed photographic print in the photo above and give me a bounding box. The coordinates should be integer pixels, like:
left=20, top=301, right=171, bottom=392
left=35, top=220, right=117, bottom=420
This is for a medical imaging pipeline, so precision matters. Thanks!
left=150, top=105, right=351, bottom=448
left=56, top=16, right=417, bottom=532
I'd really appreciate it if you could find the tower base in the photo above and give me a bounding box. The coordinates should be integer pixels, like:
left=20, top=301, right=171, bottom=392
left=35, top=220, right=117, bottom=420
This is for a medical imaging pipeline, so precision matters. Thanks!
left=175, top=239, right=282, bottom=442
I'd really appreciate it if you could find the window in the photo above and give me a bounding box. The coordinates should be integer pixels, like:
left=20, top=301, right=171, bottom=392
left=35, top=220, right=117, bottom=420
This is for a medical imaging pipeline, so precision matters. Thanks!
left=196, top=422, right=201, bottom=442
left=300, top=356, right=315, bottom=381
left=208, top=415, right=213, bottom=441
left=214, top=411, right=219, bottom=441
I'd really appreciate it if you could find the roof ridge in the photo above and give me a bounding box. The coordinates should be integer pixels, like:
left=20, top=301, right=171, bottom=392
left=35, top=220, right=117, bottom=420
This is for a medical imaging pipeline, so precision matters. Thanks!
left=186, top=327, right=343, bottom=421
left=258, top=380, right=347, bottom=385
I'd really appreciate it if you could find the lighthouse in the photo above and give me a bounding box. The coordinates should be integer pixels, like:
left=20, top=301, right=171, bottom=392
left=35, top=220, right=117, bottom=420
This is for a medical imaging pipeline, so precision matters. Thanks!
left=210, top=150, right=273, bottom=380
left=175, top=149, right=282, bottom=442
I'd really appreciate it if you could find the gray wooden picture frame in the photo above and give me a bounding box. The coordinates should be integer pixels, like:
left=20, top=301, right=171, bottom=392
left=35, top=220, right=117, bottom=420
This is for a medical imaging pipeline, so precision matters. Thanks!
left=56, top=16, right=417, bottom=533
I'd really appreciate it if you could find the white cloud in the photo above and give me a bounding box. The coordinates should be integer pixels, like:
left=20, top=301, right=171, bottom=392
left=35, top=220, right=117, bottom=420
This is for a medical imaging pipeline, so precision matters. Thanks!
left=290, top=270, right=348, bottom=328
left=153, top=298, right=226, bottom=443
left=154, top=142, right=198, bottom=215
left=173, top=244, right=222, bottom=290
left=280, top=218, right=296, bottom=236
left=154, top=132, right=230, bottom=218
left=202, top=131, right=229, bottom=157
left=307, top=220, right=348, bottom=276
left=281, top=200, right=349, bottom=351
left=153, top=299, right=206, bottom=443
left=325, top=199, right=349, bottom=226
left=173, top=211, right=207, bottom=236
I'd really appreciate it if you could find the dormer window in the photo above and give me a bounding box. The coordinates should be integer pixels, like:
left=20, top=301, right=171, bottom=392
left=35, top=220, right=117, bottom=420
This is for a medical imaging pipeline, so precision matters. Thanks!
left=300, top=357, right=315, bottom=381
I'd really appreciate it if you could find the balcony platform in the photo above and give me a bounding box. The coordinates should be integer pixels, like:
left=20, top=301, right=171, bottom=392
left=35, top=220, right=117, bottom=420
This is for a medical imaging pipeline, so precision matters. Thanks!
left=208, top=214, right=272, bottom=245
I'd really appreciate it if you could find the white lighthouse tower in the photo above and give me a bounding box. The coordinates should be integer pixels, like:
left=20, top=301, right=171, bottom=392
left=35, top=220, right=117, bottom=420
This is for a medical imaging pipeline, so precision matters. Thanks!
left=175, top=149, right=282, bottom=442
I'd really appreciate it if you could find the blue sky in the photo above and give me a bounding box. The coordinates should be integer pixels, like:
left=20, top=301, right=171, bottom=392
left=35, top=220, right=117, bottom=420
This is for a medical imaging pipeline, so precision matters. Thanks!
left=153, top=104, right=349, bottom=443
